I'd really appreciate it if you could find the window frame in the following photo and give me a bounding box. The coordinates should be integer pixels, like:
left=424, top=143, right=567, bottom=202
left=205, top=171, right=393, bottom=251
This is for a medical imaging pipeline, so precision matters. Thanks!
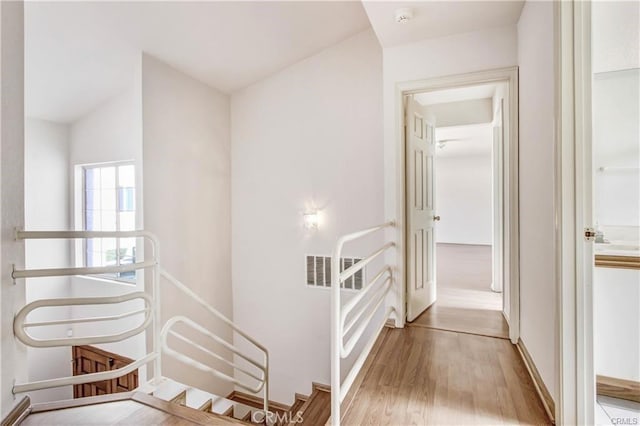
left=80, top=160, right=136, bottom=285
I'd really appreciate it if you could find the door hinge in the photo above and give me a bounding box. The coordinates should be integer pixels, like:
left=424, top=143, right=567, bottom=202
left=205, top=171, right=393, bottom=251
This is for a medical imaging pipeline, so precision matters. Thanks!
left=584, top=227, right=596, bottom=241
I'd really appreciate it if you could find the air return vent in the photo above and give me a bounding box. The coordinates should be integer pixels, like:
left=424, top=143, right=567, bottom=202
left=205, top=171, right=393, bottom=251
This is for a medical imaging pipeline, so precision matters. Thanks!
left=306, top=255, right=364, bottom=290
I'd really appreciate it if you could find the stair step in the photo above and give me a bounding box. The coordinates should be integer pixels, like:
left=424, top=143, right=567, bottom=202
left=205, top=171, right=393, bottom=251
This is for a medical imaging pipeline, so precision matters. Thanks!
left=170, top=390, right=187, bottom=406
left=198, top=399, right=213, bottom=412
left=289, top=393, right=308, bottom=416
left=151, top=378, right=188, bottom=402
left=289, top=384, right=330, bottom=426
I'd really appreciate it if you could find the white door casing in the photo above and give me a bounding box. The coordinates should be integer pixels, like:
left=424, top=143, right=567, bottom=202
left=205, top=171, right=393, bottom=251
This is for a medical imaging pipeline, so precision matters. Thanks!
left=405, top=95, right=437, bottom=322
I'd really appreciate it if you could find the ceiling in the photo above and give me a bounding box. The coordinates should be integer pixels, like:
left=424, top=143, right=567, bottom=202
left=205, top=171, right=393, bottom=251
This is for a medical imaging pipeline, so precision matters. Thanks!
left=25, top=1, right=370, bottom=123
left=414, top=83, right=497, bottom=106
left=362, top=1, right=524, bottom=47
left=436, top=124, right=493, bottom=158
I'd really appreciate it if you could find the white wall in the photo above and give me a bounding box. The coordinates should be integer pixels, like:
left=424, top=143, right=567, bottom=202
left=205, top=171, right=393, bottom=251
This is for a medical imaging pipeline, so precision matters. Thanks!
left=0, top=1, right=27, bottom=416
left=592, top=0, right=640, bottom=74
left=231, top=29, right=384, bottom=403
left=141, top=54, right=233, bottom=397
left=424, top=98, right=493, bottom=128
left=434, top=126, right=493, bottom=245
left=382, top=25, right=517, bottom=326
left=593, top=69, right=639, bottom=228
left=68, top=83, right=146, bottom=364
left=24, top=118, right=72, bottom=403
left=592, top=0, right=640, bottom=383
left=517, top=0, right=556, bottom=400
left=594, top=267, right=640, bottom=382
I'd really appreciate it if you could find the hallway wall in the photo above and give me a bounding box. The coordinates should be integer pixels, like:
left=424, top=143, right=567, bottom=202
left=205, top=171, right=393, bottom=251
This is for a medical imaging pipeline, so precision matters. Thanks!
left=142, top=54, right=233, bottom=397
left=231, top=29, right=384, bottom=403
left=24, top=118, right=72, bottom=403
left=517, top=0, right=556, bottom=401
left=434, top=125, right=493, bottom=245
left=0, top=1, right=27, bottom=416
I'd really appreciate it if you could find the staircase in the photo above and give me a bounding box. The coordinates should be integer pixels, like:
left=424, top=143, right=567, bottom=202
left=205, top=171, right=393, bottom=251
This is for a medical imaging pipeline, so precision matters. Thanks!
left=6, top=224, right=396, bottom=426
left=149, top=378, right=331, bottom=425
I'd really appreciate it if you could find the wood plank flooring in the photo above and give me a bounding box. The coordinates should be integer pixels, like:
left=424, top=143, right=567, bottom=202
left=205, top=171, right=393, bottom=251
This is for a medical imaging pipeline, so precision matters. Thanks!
left=23, top=394, right=244, bottom=425
left=411, top=244, right=509, bottom=339
left=341, top=327, right=550, bottom=425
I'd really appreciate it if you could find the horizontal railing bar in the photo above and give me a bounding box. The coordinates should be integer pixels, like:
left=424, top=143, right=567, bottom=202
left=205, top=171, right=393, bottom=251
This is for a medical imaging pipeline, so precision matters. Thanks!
left=341, top=282, right=392, bottom=358
left=168, top=330, right=265, bottom=384
left=163, top=342, right=264, bottom=394
left=161, top=316, right=265, bottom=372
left=161, top=270, right=269, bottom=356
left=23, top=308, right=149, bottom=328
left=14, top=292, right=153, bottom=348
left=13, top=353, right=157, bottom=393
left=339, top=307, right=396, bottom=401
left=342, top=278, right=391, bottom=338
left=334, top=221, right=395, bottom=249
left=339, top=242, right=394, bottom=283
left=12, top=260, right=157, bottom=279
left=16, top=230, right=157, bottom=240
left=341, top=267, right=391, bottom=320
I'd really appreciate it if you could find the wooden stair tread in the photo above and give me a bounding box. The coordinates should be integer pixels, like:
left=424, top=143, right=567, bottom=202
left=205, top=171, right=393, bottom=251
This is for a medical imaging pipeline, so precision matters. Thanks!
left=288, top=386, right=330, bottom=426
left=197, top=399, right=213, bottom=412
left=226, top=391, right=290, bottom=414
left=288, top=394, right=308, bottom=416
left=170, top=390, right=187, bottom=406
left=222, top=406, right=235, bottom=417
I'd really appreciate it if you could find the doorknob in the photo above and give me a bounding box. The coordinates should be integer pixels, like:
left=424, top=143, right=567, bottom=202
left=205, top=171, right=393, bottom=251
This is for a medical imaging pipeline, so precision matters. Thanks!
left=433, top=215, right=441, bottom=221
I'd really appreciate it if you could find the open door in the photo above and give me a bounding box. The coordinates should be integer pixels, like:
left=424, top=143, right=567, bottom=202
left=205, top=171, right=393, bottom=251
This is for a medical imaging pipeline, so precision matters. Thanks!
left=405, top=95, right=438, bottom=322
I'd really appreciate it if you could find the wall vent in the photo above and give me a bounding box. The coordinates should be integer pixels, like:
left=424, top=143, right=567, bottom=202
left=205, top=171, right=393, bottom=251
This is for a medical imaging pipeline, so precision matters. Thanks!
left=306, top=255, right=364, bottom=290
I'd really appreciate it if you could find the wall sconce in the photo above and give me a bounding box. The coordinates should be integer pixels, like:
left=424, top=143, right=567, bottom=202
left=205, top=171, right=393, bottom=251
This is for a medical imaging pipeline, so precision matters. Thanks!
left=303, top=211, right=319, bottom=230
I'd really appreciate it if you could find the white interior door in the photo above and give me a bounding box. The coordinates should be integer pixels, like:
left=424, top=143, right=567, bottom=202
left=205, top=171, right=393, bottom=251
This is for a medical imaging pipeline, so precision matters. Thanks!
left=405, top=95, right=437, bottom=322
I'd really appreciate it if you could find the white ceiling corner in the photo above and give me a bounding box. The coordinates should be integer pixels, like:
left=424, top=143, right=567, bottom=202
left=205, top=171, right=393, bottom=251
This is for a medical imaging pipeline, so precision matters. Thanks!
left=26, top=1, right=371, bottom=123
left=362, top=1, right=525, bottom=48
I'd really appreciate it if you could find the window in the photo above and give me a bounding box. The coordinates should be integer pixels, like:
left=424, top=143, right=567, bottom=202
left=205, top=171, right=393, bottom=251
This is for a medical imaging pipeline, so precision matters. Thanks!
left=83, top=163, right=136, bottom=282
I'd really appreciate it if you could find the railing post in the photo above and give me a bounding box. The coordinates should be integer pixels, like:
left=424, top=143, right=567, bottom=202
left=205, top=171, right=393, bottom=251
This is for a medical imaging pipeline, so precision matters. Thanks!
left=331, top=244, right=342, bottom=426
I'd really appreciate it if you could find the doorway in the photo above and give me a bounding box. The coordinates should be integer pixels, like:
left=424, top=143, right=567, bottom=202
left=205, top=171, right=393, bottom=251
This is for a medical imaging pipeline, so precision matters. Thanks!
left=396, top=67, right=519, bottom=343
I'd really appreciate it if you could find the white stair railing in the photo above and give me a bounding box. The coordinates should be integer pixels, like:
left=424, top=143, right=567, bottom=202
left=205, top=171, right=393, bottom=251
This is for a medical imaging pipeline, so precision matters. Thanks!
left=160, top=269, right=269, bottom=416
left=330, top=221, right=397, bottom=426
left=12, top=230, right=162, bottom=394
left=11, top=229, right=269, bottom=417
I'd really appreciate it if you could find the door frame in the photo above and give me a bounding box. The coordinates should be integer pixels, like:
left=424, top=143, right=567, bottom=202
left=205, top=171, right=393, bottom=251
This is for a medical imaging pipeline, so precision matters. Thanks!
left=554, top=1, right=595, bottom=424
left=393, top=66, right=520, bottom=343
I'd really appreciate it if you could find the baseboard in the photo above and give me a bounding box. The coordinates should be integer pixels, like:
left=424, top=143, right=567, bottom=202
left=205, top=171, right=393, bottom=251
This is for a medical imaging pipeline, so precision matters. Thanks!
left=597, top=375, right=640, bottom=403
left=516, top=339, right=555, bottom=424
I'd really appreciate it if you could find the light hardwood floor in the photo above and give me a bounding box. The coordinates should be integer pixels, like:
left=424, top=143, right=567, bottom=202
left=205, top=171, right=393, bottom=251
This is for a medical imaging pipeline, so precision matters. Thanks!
left=410, top=243, right=509, bottom=339
left=342, top=327, right=550, bottom=425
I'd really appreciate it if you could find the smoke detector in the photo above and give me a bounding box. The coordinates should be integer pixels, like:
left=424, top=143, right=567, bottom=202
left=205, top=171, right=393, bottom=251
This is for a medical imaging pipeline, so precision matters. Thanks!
left=395, top=8, right=414, bottom=24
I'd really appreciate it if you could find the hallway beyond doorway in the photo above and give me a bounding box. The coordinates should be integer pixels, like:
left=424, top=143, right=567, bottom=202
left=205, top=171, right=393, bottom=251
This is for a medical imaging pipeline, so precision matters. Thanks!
left=410, top=243, right=508, bottom=339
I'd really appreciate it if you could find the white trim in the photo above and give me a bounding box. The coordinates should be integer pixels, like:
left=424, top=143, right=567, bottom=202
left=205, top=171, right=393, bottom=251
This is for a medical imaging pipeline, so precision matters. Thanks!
left=555, top=1, right=595, bottom=425
left=393, top=67, right=520, bottom=344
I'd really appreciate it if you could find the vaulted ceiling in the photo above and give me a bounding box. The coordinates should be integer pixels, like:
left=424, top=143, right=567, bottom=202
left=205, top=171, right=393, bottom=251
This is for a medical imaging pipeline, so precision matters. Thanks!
left=26, top=1, right=370, bottom=123
left=26, top=1, right=525, bottom=124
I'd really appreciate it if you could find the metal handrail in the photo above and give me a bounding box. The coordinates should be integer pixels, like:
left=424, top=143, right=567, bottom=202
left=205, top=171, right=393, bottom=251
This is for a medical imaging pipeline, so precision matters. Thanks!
left=330, top=221, right=396, bottom=426
left=13, top=292, right=153, bottom=348
left=160, top=269, right=269, bottom=416
left=161, top=316, right=267, bottom=394
left=11, top=229, right=270, bottom=419
left=13, top=353, right=158, bottom=394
